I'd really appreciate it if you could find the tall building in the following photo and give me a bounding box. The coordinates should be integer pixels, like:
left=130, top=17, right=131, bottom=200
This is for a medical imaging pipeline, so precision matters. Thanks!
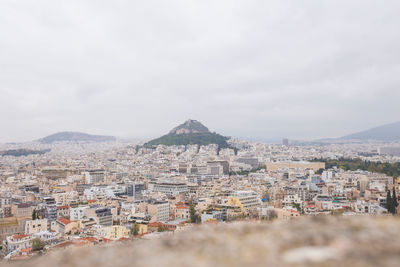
left=127, top=182, right=145, bottom=200
left=282, top=138, right=289, bottom=146
left=206, top=161, right=230, bottom=175
left=148, top=200, right=170, bottom=222
left=85, top=170, right=105, bottom=184
left=43, top=197, right=57, bottom=222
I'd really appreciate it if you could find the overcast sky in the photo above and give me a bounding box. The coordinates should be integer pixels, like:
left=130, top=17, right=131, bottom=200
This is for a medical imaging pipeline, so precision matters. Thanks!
left=1, top=0, right=400, bottom=143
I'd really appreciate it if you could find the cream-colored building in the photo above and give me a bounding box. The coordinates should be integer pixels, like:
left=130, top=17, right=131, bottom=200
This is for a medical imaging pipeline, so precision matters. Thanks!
left=54, top=218, right=82, bottom=235
left=275, top=208, right=300, bottom=220
left=97, top=225, right=130, bottom=240
left=24, top=219, right=48, bottom=235
left=266, top=161, right=325, bottom=172
left=148, top=201, right=170, bottom=222
left=227, top=191, right=261, bottom=212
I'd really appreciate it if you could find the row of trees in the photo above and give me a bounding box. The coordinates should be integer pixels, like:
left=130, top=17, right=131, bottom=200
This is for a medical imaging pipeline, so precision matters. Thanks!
left=0, top=149, right=49, bottom=157
left=312, top=157, right=400, bottom=179
left=146, top=132, right=231, bottom=148
left=386, top=188, right=398, bottom=214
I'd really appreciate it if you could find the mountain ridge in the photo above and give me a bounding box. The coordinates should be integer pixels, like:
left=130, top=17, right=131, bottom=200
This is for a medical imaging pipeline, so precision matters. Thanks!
left=39, top=131, right=116, bottom=143
left=340, top=121, right=400, bottom=141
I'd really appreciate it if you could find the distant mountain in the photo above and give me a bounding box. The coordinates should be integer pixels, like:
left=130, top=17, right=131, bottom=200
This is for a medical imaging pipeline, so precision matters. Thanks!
left=341, top=121, right=400, bottom=141
left=145, top=119, right=231, bottom=148
left=39, top=132, right=116, bottom=143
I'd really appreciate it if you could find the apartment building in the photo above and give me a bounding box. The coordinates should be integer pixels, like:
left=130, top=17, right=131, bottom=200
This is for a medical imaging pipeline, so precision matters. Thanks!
left=148, top=181, right=188, bottom=197
left=24, top=219, right=48, bottom=234
left=148, top=200, right=170, bottom=222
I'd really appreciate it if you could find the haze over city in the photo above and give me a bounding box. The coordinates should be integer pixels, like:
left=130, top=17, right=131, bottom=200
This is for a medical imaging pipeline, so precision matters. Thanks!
left=1, top=0, right=400, bottom=143
left=3, top=1, right=400, bottom=266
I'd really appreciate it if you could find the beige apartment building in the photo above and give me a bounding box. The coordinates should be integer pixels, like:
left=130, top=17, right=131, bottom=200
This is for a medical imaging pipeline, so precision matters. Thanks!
left=24, top=219, right=48, bottom=234
left=266, top=161, right=325, bottom=172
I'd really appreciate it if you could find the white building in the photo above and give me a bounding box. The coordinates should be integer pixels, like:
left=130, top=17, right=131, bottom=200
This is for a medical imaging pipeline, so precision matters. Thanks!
left=85, top=170, right=105, bottom=184
left=228, top=191, right=261, bottom=210
left=3, top=234, right=34, bottom=255
left=84, top=185, right=126, bottom=199
left=148, top=181, right=188, bottom=197
left=70, top=206, right=89, bottom=221
left=282, top=195, right=302, bottom=208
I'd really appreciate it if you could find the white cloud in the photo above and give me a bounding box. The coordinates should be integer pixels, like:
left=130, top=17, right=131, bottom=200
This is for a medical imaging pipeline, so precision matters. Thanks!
left=1, top=0, right=400, bottom=142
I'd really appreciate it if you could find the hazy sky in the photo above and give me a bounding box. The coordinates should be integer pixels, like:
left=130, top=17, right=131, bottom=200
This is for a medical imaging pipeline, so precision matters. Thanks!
left=1, top=0, right=400, bottom=143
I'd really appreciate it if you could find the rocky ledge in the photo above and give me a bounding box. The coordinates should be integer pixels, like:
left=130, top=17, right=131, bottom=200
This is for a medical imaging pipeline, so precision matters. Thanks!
left=4, top=216, right=400, bottom=267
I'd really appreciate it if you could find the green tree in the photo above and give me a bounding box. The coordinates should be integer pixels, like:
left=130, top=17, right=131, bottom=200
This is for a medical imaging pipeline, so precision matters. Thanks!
left=157, top=225, right=166, bottom=232
left=31, top=238, right=46, bottom=251
left=189, top=201, right=200, bottom=223
left=386, top=190, right=392, bottom=213
left=393, top=187, right=398, bottom=208
left=392, top=187, right=398, bottom=214
left=132, top=223, right=140, bottom=236
left=292, top=203, right=302, bottom=213
left=32, top=210, right=37, bottom=220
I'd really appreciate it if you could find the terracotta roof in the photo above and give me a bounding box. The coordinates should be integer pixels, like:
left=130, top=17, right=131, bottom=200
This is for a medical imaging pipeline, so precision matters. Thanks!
left=57, top=205, right=70, bottom=210
left=12, top=233, right=29, bottom=240
left=148, top=222, right=164, bottom=227
left=57, top=218, right=71, bottom=225
left=20, top=248, right=33, bottom=253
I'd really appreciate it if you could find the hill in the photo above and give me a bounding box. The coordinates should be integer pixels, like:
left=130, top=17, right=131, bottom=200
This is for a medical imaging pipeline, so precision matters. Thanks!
left=341, top=121, right=400, bottom=141
left=39, top=132, right=116, bottom=143
left=146, top=119, right=230, bottom=148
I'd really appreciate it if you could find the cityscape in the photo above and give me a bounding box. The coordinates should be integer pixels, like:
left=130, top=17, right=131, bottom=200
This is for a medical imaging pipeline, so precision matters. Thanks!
left=2, top=1, right=400, bottom=266
left=0, top=119, right=400, bottom=263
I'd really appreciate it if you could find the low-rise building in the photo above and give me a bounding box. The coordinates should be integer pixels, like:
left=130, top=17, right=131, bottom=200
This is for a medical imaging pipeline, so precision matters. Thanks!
left=3, top=233, right=34, bottom=255
left=148, top=181, right=188, bottom=197
left=97, top=225, right=130, bottom=240
left=24, top=219, right=48, bottom=235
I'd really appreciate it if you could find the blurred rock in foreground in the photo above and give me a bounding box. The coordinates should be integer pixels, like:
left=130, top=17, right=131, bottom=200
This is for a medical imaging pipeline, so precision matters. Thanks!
left=4, top=216, right=400, bottom=267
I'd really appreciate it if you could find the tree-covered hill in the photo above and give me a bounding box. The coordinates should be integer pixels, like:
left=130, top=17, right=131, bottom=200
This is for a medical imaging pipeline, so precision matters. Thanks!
left=146, top=132, right=230, bottom=148
left=145, top=119, right=232, bottom=148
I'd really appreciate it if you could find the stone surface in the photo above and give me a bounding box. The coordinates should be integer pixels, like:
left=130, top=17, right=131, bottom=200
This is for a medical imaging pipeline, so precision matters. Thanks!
left=3, top=216, right=400, bottom=267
